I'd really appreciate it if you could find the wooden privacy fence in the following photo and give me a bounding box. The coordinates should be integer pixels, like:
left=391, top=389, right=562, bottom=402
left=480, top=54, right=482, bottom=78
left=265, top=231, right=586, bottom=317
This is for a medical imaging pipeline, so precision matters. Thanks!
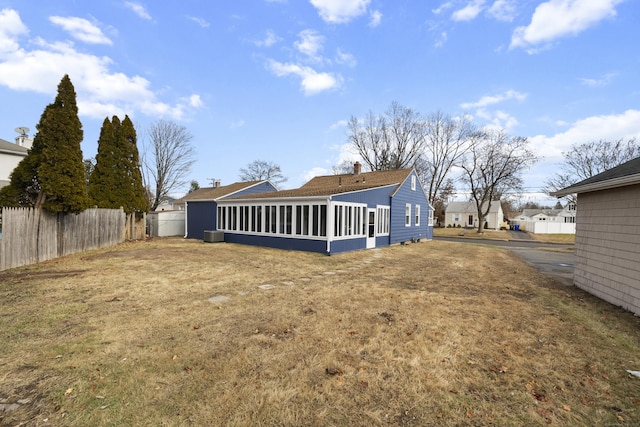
left=0, top=207, right=144, bottom=271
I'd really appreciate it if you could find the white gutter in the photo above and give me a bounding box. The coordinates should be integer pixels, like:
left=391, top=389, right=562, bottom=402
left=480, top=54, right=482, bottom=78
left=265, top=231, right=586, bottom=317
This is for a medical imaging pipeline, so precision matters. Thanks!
left=551, top=174, right=640, bottom=196
left=326, top=196, right=332, bottom=254
left=183, top=201, right=189, bottom=238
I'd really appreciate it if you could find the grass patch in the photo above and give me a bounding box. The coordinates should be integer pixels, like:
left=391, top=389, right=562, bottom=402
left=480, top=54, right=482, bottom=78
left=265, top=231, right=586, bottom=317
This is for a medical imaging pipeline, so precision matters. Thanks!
left=434, top=227, right=509, bottom=240
left=529, top=233, right=576, bottom=244
left=1, top=238, right=638, bottom=426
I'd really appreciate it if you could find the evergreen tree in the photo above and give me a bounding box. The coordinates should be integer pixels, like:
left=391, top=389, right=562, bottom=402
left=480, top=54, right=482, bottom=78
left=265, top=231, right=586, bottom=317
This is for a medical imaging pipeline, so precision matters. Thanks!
left=89, top=115, right=148, bottom=214
left=119, top=115, right=148, bottom=214
left=89, top=117, right=119, bottom=208
left=0, top=75, right=89, bottom=213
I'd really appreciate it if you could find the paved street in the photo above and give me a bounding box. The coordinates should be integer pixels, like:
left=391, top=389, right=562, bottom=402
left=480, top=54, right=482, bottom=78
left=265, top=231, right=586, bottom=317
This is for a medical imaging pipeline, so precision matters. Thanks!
left=433, top=236, right=575, bottom=286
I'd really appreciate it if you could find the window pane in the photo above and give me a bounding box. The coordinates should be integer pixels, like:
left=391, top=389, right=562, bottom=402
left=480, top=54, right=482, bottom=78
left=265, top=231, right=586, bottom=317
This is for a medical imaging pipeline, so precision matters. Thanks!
left=286, top=205, right=292, bottom=234
left=312, top=205, right=319, bottom=236
left=257, top=206, right=262, bottom=232
left=320, top=205, right=327, bottom=236
left=303, top=205, right=309, bottom=235
left=279, top=205, right=285, bottom=234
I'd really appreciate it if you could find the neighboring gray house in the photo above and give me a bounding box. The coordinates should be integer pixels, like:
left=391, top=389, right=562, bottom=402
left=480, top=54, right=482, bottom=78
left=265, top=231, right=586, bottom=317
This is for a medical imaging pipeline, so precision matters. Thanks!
left=445, top=200, right=504, bottom=230
left=513, top=205, right=576, bottom=224
left=552, top=156, right=640, bottom=315
left=0, top=136, right=30, bottom=189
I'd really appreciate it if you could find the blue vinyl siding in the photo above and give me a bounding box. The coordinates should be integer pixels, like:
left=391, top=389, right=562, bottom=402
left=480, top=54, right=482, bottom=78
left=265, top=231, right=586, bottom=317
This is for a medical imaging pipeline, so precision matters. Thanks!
left=186, top=201, right=217, bottom=239
left=390, top=172, right=430, bottom=244
left=233, top=181, right=278, bottom=197
left=330, top=237, right=367, bottom=254
left=332, top=186, right=394, bottom=207
left=224, top=233, right=327, bottom=253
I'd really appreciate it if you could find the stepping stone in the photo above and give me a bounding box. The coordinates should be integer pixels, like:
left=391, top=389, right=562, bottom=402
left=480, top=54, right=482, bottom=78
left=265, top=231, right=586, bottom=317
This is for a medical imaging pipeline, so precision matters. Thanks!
left=323, top=271, right=336, bottom=275
left=299, top=278, right=311, bottom=282
left=208, top=295, right=230, bottom=303
left=258, top=284, right=275, bottom=290
left=282, top=281, right=294, bottom=286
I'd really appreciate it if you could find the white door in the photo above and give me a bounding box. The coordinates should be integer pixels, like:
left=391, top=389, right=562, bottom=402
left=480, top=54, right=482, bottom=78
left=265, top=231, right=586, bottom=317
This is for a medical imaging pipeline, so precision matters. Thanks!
left=366, top=209, right=376, bottom=249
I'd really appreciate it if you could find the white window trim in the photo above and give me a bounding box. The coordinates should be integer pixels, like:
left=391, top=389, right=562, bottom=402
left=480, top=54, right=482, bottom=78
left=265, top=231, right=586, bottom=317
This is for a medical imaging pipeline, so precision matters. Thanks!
left=376, top=205, right=390, bottom=236
left=415, top=204, right=420, bottom=226
left=405, top=203, right=411, bottom=227
left=411, top=175, right=416, bottom=191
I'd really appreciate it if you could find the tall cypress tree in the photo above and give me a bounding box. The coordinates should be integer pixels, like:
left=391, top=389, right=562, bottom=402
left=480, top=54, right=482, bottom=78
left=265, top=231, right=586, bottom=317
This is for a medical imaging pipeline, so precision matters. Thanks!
left=0, top=74, right=89, bottom=213
left=89, top=115, right=148, bottom=214
left=119, top=115, right=149, bottom=214
left=89, top=117, right=119, bottom=208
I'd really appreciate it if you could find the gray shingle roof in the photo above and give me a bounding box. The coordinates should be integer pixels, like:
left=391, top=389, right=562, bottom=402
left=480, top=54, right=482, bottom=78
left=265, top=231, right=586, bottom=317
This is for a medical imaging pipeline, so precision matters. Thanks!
left=177, top=181, right=266, bottom=202
left=0, top=138, right=28, bottom=155
left=228, top=169, right=413, bottom=200
left=552, top=156, right=640, bottom=196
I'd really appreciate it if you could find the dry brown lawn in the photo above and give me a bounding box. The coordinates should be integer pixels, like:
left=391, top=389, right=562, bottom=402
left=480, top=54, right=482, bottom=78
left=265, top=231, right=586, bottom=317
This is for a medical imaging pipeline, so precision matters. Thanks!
left=1, top=238, right=638, bottom=426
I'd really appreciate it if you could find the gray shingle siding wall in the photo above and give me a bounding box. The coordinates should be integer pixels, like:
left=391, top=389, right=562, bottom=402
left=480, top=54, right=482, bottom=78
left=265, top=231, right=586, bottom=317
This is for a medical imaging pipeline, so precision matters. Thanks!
left=574, top=184, right=640, bottom=314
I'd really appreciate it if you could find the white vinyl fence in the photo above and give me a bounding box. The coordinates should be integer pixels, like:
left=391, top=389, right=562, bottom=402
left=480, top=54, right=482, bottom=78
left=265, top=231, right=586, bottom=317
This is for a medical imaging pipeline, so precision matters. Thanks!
left=512, top=220, right=575, bottom=234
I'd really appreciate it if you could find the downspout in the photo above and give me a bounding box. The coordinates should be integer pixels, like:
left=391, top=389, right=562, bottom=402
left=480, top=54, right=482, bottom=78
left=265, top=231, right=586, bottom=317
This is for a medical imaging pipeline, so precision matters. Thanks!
left=183, top=201, right=188, bottom=238
left=326, top=196, right=332, bottom=255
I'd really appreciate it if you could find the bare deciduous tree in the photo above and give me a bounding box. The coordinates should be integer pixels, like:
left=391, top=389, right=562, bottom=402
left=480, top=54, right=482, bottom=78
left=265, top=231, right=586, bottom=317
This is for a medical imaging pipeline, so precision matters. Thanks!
left=459, top=129, right=538, bottom=233
left=348, top=101, right=426, bottom=171
left=239, top=160, right=287, bottom=187
left=417, top=111, right=477, bottom=205
left=544, top=138, right=640, bottom=204
left=142, top=120, right=195, bottom=211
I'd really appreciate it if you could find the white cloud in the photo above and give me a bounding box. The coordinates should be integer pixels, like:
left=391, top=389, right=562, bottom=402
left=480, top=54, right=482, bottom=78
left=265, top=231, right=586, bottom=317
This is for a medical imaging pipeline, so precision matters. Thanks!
left=330, top=119, right=348, bottom=130
left=188, top=94, right=203, bottom=108
left=434, top=31, right=448, bottom=48
left=254, top=30, right=281, bottom=47
left=303, top=166, right=329, bottom=182
left=369, top=10, right=382, bottom=27
left=0, top=9, right=192, bottom=121
left=0, top=9, right=29, bottom=54
left=124, top=1, right=152, bottom=20
left=50, top=16, right=112, bottom=45
left=309, top=0, right=371, bottom=24
left=433, top=2, right=455, bottom=15
left=230, top=119, right=246, bottom=129
left=452, top=0, right=486, bottom=22
left=530, top=109, right=640, bottom=159
left=460, top=89, right=527, bottom=109
left=335, top=48, right=357, bottom=67
left=579, top=72, right=617, bottom=87
left=188, top=16, right=210, bottom=28
left=510, top=0, right=623, bottom=51
left=266, top=59, right=342, bottom=95
left=294, top=29, right=325, bottom=62
left=487, top=0, right=516, bottom=22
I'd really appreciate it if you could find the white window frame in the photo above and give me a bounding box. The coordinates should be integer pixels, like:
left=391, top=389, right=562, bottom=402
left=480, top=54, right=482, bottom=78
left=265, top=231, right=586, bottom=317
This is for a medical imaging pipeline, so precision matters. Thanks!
left=376, top=205, right=390, bottom=235
left=415, top=204, right=420, bottom=226
left=332, top=202, right=367, bottom=240
left=405, top=203, right=411, bottom=227
left=428, top=208, right=434, bottom=226
left=411, top=175, right=416, bottom=191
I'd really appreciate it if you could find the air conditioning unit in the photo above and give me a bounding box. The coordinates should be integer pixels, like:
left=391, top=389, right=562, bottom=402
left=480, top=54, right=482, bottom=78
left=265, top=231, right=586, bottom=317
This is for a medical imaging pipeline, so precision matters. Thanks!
left=203, top=230, right=224, bottom=243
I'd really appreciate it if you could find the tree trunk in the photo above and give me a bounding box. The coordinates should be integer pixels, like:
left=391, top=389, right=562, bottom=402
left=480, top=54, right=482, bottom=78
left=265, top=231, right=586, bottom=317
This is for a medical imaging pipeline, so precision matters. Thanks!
left=476, top=214, right=485, bottom=234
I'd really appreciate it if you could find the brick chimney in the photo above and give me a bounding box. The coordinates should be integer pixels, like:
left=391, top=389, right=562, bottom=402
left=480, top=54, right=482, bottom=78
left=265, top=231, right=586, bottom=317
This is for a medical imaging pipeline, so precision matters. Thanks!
left=353, top=161, right=361, bottom=176
left=214, top=180, right=221, bottom=188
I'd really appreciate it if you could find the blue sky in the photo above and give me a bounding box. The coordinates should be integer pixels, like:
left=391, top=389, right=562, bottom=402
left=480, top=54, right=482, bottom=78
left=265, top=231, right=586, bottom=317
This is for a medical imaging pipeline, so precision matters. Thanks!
left=0, top=0, right=638, bottom=204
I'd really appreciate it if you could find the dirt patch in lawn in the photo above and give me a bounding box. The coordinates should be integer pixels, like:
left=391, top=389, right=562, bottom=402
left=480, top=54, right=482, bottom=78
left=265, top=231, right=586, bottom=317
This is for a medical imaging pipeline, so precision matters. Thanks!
left=1, top=238, right=639, bottom=426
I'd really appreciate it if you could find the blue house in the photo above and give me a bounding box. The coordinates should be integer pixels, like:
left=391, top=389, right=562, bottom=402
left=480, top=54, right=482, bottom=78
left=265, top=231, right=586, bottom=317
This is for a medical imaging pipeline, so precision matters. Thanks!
left=215, top=163, right=433, bottom=254
left=181, top=180, right=278, bottom=240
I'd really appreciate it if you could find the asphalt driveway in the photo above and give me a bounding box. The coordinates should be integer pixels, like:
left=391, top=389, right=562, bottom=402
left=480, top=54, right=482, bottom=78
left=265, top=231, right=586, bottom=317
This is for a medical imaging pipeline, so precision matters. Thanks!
left=434, top=236, right=575, bottom=286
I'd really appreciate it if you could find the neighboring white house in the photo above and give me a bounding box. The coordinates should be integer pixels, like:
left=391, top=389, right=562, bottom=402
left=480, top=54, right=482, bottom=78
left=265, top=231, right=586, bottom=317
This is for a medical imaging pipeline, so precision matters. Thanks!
left=445, top=200, right=504, bottom=230
left=511, top=205, right=576, bottom=234
left=552, top=156, right=640, bottom=316
left=0, top=131, right=32, bottom=190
